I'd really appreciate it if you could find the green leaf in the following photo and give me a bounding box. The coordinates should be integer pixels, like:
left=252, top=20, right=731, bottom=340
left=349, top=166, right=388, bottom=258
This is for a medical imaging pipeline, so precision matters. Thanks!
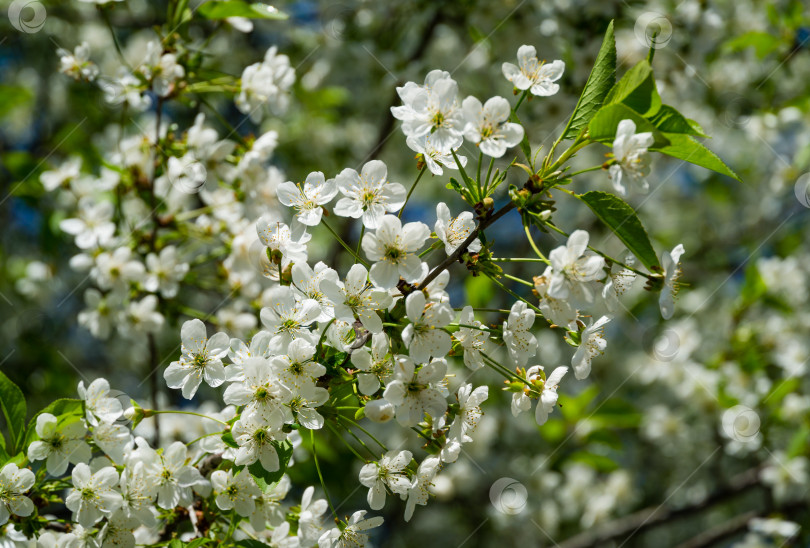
left=221, top=431, right=238, bottom=449
left=563, top=21, right=616, bottom=140
left=722, top=31, right=782, bottom=59
left=649, top=105, right=708, bottom=137
left=465, top=275, right=495, bottom=310
left=248, top=440, right=293, bottom=490
left=169, top=540, right=183, bottom=548
left=604, top=60, right=661, bottom=117
left=569, top=451, right=619, bottom=472
left=587, top=103, right=659, bottom=143
left=236, top=541, right=271, bottom=548
left=651, top=133, right=742, bottom=182
left=198, top=1, right=288, bottom=20
left=186, top=539, right=212, bottom=548
left=578, top=191, right=660, bottom=271
left=0, top=371, right=26, bottom=453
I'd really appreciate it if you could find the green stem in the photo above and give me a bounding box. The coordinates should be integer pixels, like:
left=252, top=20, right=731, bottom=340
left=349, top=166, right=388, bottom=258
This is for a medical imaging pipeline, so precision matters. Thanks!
left=513, top=90, right=529, bottom=112
left=486, top=273, right=543, bottom=315
left=490, top=257, right=548, bottom=263
left=566, top=165, right=604, bottom=178
left=477, top=150, right=483, bottom=192
left=338, top=415, right=388, bottom=451
left=355, top=226, right=365, bottom=264
left=483, top=156, right=495, bottom=196
left=503, top=273, right=534, bottom=287
left=326, top=422, right=372, bottom=462
left=185, top=431, right=223, bottom=446
left=149, top=410, right=229, bottom=426
left=523, top=224, right=551, bottom=264
left=449, top=323, right=497, bottom=333
left=310, top=429, right=339, bottom=520
left=398, top=166, right=428, bottom=218
left=322, top=219, right=370, bottom=267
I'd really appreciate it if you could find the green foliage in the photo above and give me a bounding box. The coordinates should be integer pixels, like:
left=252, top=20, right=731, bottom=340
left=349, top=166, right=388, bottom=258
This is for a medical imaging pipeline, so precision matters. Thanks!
left=562, top=21, right=616, bottom=140
left=577, top=191, right=660, bottom=272
left=198, top=1, right=288, bottom=21
left=0, top=370, right=27, bottom=454
left=249, top=440, right=293, bottom=490
left=604, top=60, right=661, bottom=117
left=651, top=133, right=742, bottom=182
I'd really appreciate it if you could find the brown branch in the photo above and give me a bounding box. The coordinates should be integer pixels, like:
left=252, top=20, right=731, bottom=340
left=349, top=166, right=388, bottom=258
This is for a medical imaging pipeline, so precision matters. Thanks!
left=556, top=467, right=762, bottom=548
left=416, top=202, right=516, bottom=291
left=673, top=511, right=757, bottom=548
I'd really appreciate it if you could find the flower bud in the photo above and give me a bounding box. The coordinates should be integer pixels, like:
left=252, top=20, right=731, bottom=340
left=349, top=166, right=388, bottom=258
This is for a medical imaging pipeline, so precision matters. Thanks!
left=364, top=399, right=395, bottom=423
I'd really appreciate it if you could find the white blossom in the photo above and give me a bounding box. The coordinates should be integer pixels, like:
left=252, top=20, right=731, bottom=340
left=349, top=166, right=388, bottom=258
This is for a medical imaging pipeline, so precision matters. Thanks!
left=277, top=171, right=338, bottom=227
left=402, top=290, right=453, bottom=362
left=461, top=96, right=524, bottom=158
left=383, top=356, right=447, bottom=426
left=358, top=450, right=413, bottom=510
left=164, top=319, right=229, bottom=399
left=334, top=160, right=406, bottom=229
left=434, top=202, right=481, bottom=256
left=362, top=215, right=429, bottom=289
left=27, top=413, right=91, bottom=476
left=211, top=470, right=261, bottom=517
left=609, top=119, right=654, bottom=195
left=0, top=463, right=35, bottom=525
left=65, top=464, right=123, bottom=527
left=502, top=45, right=565, bottom=96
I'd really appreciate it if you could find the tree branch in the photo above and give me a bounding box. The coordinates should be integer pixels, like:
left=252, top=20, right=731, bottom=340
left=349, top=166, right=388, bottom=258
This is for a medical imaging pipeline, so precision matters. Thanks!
left=556, top=467, right=762, bottom=548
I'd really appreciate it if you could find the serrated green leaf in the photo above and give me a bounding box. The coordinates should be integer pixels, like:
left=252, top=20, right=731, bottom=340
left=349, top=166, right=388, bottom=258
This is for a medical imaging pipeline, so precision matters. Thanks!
left=0, top=371, right=26, bottom=454
left=198, top=1, right=288, bottom=20
left=649, top=105, right=708, bottom=137
left=651, top=133, right=742, bottom=182
left=563, top=21, right=616, bottom=140
left=578, top=191, right=660, bottom=271
left=248, top=440, right=293, bottom=489
left=604, top=60, right=661, bottom=117
left=186, top=538, right=212, bottom=548
left=588, top=103, right=660, bottom=143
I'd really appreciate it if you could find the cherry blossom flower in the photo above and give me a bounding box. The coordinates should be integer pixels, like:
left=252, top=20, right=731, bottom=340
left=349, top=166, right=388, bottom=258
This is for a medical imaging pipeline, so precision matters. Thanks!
left=236, top=46, right=295, bottom=122
left=383, top=356, right=448, bottom=426
left=0, top=463, right=35, bottom=526
left=403, top=456, right=441, bottom=522
left=270, top=339, right=325, bottom=392
left=461, top=96, right=525, bottom=158
left=277, top=171, right=338, bottom=226
left=358, top=450, right=413, bottom=510
left=609, top=119, right=655, bottom=195
left=257, top=218, right=312, bottom=266
left=502, top=45, right=565, bottom=96
left=434, top=203, right=481, bottom=256
left=78, top=378, right=123, bottom=425
left=223, top=357, right=288, bottom=422
left=362, top=215, right=430, bottom=289
left=297, top=486, right=328, bottom=544
left=659, top=244, right=685, bottom=320
left=351, top=333, right=395, bottom=395
left=406, top=134, right=466, bottom=175
left=448, top=383, right=489, bottom=440
left=533, top=268, right=578, bottom=330
left=92, top=422, right=132, bottom=464
left=144, top=246, right=188, bottom=298
left=402, top=290, right=453, bottom=363
left=531, top=366, right=568, bottom=425
left=164, top=319, right=229, bottom=399
left=58, top=42, right=98, bottom=81
left=291, top=261, right=339, bottom=322
left=319, top=510, right=385, bottom=548
left=503, top=301, right=538, bottom=366
left=260, top=286, right=321, bottom=351
left=248, top=474, right=290, bottom=530
left=454, top=306, right=491, bottom=370
left=391, top=70, right=465, bottom=151
left=321, top=263, right=392, bottom=334
left=547, top=230, right=606, bottom=305
left=59, top=197, right=115, bottom=250
left=212, top=470, right=261, bottom=517
left=572, top=316, right=611, bottom=380
left=334, top=160, right=406, bottom=229
left=149, top=442, right=206, bottom=509
left=27, top=413, right=91, bottom=476
left=65, top=464, right=123, bottom=527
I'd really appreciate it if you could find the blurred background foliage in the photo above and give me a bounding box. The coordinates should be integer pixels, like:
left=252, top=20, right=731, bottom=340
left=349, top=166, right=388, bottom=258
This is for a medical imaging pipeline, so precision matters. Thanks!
left=2, top=0, right=810, bottom=546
